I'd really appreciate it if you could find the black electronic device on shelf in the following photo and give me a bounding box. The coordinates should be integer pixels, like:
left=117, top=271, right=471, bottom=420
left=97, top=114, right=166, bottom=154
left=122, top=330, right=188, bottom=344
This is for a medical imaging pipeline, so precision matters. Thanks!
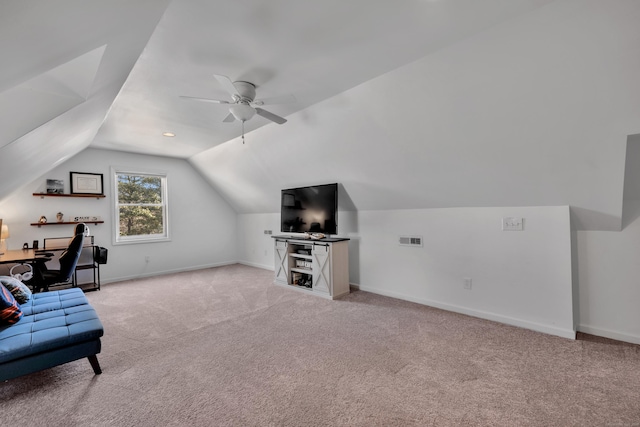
left=280, top=183, right=338, bottom=235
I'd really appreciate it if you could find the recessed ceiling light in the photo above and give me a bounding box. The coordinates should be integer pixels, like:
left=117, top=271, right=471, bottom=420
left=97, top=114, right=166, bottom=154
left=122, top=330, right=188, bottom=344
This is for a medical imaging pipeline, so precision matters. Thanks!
left=162, top=132, right=175, bottom=137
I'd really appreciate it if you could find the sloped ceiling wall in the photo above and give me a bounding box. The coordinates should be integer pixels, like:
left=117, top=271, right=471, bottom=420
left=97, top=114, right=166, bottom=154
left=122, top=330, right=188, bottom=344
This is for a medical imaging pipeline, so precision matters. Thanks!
left=2, top=1, right=640, bottom=233
left=88, top=0, right=555, bottom=158
left=0, top=45, right=106, bottom=146
left=190, top=0, right=640, bottom=231
left=0, top=0, right=171, bottom=200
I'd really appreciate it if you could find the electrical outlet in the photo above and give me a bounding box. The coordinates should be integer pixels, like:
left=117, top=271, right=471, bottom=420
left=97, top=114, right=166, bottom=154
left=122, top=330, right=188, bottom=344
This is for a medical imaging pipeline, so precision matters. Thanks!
left=464, top=278, right=472, bottom=290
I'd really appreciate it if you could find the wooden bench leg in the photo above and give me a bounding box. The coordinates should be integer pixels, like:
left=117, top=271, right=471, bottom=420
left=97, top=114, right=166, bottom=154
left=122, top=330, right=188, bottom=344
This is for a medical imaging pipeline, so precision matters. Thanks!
left=88, top=354, right=102, bottom=375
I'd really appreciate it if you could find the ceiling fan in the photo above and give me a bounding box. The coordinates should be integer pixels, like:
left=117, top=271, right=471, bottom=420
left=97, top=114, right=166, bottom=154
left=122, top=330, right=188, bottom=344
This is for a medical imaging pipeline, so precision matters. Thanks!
left=180, top=74, right=295, bottom=144
left=181, top=75, right=293, bottom=142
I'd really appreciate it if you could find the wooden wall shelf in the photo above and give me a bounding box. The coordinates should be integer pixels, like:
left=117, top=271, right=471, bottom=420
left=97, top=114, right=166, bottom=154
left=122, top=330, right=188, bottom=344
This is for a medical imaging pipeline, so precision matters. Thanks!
left=31, top=221, right=104, bottom=227
left=33, top=193, right=105, bottom=199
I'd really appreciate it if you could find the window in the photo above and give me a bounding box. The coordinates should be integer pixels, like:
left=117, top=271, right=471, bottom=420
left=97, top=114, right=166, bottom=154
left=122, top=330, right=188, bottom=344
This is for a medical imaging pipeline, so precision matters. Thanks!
left=113, top=169, right=168, bottom=244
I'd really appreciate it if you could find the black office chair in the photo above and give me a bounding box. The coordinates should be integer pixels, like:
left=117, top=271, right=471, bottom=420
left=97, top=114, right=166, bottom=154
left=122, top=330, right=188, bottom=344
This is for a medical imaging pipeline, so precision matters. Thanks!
left=31, top=223, right=86, bottom=292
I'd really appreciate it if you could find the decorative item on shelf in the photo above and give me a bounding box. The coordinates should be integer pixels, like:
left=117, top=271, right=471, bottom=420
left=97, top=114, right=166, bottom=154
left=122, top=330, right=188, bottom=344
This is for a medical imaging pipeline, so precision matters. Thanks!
left=39, top=215, right=47, bottom=224
left=72, top=215, right=102, bottom=222
left=292, top=272, right=312, bottom=288
left=46, top=179, right=64, bottom=194
left=292, top=272, right=302, bottom=285
left=56, top=212, right=64, bottom=223
left=0, top=220, right=9, bottom=255
left=70, top=172, right=103, bottom=195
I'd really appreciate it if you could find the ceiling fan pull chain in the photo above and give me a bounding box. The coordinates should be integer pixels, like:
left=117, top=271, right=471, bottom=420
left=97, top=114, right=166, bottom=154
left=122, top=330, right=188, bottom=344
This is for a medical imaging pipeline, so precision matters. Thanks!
left=242, top=120, right=245, bottom=144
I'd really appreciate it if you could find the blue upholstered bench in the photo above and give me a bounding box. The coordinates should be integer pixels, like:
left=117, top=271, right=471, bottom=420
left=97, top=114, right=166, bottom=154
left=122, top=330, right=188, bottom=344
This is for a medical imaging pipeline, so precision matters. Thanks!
left=0, top=288, right=104, bottom=381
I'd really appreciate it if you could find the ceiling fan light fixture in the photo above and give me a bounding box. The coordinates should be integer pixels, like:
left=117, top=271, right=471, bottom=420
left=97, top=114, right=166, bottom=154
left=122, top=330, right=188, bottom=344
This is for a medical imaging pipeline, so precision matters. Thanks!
left=229, top=104, right=255, bottom=122
left=180, top=75, right=289, bottom=128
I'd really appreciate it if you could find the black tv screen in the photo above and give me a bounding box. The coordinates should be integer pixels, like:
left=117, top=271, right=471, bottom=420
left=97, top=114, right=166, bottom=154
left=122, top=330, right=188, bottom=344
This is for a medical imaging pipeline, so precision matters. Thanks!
left=281, top=183, right=338, bottom=234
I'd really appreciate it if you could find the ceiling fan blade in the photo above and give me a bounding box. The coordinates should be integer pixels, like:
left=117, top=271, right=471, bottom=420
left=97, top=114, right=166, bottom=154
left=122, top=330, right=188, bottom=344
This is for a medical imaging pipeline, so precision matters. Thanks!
left=180, top=95, right=229, bottom=104
left=253, top=94, right=296, bottom=106
left=255, top=107, right=287, bottom=124
left=214, top=74, right=240, bottom=97
left=222, top=112, right=236, bottom=123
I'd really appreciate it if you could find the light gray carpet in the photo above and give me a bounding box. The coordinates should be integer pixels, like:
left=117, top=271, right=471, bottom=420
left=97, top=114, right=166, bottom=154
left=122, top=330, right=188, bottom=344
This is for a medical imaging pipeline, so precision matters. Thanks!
left=1, top=264, right=639, bottom=426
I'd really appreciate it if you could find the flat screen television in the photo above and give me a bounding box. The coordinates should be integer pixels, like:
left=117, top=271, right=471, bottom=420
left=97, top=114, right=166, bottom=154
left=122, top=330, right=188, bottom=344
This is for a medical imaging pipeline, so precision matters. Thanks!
left=281, top=183, right=338, bottom=235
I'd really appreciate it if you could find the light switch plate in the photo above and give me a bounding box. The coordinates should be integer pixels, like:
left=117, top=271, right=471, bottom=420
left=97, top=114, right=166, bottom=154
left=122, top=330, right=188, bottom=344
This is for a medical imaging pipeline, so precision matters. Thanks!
left=502, top=217, right=524, bottom=231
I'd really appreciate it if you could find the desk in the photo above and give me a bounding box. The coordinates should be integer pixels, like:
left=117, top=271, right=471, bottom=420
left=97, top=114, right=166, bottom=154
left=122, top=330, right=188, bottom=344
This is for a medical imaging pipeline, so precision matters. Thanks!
left=0, top=250, right=51, bottom=290
left=0, top=247, right=100, bottom=292
left=42, top=242, right=102, bottom=291
left=0, top=249, right=49, bottom=264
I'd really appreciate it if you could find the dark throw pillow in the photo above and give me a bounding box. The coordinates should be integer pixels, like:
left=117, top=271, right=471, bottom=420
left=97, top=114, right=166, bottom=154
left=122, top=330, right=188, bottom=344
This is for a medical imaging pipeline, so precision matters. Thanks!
left=0, top=276, right=32, bottom=304
left=0, top=283, right=23, bottom=325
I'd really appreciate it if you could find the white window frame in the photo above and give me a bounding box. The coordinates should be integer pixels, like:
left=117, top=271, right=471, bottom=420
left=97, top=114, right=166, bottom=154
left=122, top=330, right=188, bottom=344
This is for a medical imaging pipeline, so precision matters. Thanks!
left=112, top=167, right=170, bottom=245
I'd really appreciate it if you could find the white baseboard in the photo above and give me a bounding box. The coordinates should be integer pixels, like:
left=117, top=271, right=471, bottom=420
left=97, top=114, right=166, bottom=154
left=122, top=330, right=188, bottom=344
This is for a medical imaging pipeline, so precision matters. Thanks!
left=101, top=260, right=238, bottom=284
left=238, top=261, right=274, bottom=271
left=578, top=324, right=640, bottom=345
left=357, top=285, right=576, bottom=340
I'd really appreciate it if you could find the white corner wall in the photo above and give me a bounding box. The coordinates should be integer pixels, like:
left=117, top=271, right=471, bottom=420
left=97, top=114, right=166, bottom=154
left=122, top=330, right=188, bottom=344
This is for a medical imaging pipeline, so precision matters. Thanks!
left=238, top=206, right=574, bottom=339
left=0, top=148, right=238, bottom=282
left=576, top=201, right=640, bottom=344
left=237, top=213, right=280, bottom=270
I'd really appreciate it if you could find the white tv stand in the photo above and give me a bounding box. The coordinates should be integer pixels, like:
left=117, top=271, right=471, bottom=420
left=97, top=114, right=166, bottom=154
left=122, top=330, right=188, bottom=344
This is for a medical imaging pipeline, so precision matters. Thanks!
left=273, top=236, right=350, bottom=299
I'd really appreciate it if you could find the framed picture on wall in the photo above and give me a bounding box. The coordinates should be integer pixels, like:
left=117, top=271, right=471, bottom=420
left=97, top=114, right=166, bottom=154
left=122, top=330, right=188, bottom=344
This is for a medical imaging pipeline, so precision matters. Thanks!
left=70, top=172, right=104, bottom=195
left=46, top=179, right=64, bottom=194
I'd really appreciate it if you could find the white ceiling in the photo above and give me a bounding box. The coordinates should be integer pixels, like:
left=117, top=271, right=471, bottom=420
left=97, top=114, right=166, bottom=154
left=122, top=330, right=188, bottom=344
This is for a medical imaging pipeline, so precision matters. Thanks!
left=91, top=0, right=555, bottom=158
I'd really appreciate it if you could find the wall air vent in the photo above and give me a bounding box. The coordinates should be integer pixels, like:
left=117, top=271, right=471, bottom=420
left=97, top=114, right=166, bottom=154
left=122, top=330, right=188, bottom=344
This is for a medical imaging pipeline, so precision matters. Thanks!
left=399, top=236, right=423, bottom=247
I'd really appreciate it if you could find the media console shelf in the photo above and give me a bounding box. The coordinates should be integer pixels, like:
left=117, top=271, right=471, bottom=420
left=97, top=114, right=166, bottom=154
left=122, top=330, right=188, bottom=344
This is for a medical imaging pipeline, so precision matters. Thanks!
left=273, top=236, right=350, bottom=300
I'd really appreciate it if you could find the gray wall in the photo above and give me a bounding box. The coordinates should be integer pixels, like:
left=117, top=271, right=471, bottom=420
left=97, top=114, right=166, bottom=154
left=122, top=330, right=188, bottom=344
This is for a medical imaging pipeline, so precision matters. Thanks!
left=0, top=148, right=238, bottom=282
left=237, top=206, right=575, bottom=339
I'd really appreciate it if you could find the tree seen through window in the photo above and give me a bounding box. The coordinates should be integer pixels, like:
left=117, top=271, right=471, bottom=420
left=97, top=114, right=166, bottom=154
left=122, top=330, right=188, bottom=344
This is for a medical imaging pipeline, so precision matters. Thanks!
left=115, top=173, right=167, bottom=240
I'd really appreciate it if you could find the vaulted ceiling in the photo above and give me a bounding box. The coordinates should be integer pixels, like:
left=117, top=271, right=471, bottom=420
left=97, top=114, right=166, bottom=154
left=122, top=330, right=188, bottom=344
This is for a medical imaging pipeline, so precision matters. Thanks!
left=92, top=0, right=556, bottom=158
left=2, top=0, right=640, bottom=231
